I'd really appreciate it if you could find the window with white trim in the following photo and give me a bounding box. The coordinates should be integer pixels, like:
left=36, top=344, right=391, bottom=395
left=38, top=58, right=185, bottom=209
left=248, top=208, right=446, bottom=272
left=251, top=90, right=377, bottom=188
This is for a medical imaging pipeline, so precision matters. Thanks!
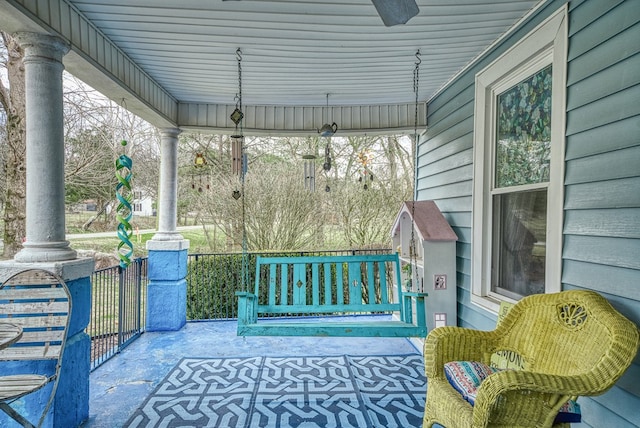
left=471, top=7, right=567, bottom=313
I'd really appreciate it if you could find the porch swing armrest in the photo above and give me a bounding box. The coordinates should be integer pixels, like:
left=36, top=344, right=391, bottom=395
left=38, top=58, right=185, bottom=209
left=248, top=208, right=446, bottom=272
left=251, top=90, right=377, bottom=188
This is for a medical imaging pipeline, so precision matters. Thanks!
left=402, top=291, right=428, bottom=326
left=236, top=292, right=258, bottom=327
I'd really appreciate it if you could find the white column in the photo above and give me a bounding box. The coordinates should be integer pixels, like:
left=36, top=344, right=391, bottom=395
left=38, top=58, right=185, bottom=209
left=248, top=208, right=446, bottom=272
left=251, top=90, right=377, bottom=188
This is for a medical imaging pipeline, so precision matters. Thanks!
left=14, top=33, right=76, bottom=262
left=152, top=128, right=183, bottom=241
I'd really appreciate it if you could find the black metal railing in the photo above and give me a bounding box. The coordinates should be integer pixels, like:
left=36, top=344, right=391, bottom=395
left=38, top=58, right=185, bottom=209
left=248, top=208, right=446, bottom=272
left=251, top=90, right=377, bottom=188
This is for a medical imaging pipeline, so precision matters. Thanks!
left=89, top=257, right=147, bottom=371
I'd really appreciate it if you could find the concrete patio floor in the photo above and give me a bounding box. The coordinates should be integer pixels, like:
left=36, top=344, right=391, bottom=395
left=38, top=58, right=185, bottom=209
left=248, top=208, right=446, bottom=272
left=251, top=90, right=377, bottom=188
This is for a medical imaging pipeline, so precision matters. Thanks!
left=83, top=316, right=425, bottom=428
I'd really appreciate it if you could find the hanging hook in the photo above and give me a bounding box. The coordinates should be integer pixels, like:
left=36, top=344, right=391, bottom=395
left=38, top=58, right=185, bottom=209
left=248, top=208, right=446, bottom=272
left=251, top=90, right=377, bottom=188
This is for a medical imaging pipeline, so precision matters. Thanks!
left=413, top=50, right=421, bottom=94
left=236, top=47, right=242, bottom=62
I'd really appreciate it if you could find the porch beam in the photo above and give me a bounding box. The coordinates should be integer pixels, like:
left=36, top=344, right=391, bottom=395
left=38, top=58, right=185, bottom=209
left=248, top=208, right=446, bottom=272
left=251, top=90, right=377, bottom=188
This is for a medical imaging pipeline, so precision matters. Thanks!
left=178, top=102, right=427, bottom=136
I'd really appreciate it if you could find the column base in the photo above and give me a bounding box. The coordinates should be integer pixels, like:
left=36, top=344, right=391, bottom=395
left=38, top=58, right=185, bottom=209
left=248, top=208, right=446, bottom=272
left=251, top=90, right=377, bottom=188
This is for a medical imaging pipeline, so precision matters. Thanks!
left=146, top=279, right=187, bottom=331
left=150, top=231, right=185, bottom=242
left=14, top=241, right=77, bottom=262
left=146, top=242, right=189, bottom=331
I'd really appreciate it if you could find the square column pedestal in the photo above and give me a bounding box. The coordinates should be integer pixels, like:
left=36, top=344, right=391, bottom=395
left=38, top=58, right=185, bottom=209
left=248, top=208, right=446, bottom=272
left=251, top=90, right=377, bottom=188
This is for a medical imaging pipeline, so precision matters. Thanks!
left=146, top=239, right=190, bottom=331
left=0, top=258, right=94, bottom=428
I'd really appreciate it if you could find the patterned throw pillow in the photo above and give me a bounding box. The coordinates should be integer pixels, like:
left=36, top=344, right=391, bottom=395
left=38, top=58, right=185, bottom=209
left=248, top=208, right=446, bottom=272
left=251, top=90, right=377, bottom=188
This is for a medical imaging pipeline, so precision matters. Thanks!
left=443, top=361, right=581, bottom=423
left=444, top=361, right=501, bottom=405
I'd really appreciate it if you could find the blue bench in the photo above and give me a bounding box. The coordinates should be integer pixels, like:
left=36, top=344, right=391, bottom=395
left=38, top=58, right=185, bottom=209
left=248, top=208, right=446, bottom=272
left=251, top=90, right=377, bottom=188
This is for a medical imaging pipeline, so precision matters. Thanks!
left=236, top=254, right=428, bottom=337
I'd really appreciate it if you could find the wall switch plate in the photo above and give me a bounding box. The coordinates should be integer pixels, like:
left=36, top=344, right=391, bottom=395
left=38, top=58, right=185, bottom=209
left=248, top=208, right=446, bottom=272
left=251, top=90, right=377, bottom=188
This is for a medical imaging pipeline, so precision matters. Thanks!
left=434, top=274, right=447, bottom=290
left=435, top=313, right=447, bottom=328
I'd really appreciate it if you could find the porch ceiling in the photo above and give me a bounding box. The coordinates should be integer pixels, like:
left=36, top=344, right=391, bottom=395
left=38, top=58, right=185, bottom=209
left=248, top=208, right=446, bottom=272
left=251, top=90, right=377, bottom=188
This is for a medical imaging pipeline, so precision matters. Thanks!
left=0, top=0, right=543, bottom=135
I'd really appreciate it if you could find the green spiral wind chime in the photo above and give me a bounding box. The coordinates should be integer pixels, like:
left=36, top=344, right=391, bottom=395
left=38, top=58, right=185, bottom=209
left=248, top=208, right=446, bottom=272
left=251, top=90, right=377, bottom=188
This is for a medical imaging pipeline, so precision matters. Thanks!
left=116, top=139, right=133, bottom=269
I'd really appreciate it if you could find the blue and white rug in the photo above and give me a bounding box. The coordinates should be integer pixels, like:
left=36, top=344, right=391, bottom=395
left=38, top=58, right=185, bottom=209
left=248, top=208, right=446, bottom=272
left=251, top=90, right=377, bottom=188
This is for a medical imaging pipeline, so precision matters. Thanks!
left=125, top=354, right=426, bottom=428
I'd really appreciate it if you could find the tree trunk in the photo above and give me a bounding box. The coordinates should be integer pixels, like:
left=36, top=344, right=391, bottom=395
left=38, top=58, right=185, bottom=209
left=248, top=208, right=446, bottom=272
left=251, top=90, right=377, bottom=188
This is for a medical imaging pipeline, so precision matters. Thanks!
left=1, top=33, right=27, bottom=259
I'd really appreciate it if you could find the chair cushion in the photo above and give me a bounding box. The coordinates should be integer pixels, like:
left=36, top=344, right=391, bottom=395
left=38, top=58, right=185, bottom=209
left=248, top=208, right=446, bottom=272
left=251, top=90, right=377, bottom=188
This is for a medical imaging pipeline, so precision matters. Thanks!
left=443, top=361, right=581, bottom=423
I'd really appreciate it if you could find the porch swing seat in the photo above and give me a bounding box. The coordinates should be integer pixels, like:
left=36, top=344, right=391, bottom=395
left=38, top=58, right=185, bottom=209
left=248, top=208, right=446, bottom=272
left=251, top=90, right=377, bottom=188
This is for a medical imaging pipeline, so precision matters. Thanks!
left=236, top=254, right=428, bottom=337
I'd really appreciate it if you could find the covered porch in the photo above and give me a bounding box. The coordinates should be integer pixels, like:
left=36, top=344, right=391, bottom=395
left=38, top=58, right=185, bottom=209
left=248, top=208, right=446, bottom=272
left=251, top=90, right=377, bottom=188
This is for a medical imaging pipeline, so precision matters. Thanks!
left=1, top=0, right=639, bottom=427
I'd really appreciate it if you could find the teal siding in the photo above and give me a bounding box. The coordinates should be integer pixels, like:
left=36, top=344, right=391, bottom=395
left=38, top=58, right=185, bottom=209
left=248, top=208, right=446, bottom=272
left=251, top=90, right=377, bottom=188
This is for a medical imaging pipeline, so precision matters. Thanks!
left=564, top=1, right=640, bottom=424
left=419, top=0, right=640, bottom=426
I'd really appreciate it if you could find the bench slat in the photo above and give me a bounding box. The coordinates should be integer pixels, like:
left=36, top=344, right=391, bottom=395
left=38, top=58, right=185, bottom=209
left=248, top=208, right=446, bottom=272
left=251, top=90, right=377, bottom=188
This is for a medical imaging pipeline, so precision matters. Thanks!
left=257, top=303, right=400, bottom=314
left=311, top=263, right=319, bottom=306
left=348, top=262, right=362, bottom=305
left=0, top=316, right=66, bottom=329
left=0, top=301, right=69, bottom=314
left=238, top=320, right=427, bottom=338
left=0, top=375, right=49, bottom=400
left=323, top=263, right=331, bottom=305
left=1, top=288, right=67, bottom=300
left=380, top=262, right=389, bottom=304
left=20, top=330, right=65, bottom=344
left=336, top=262, right=344, bottom=305
left=268, top=264, right=276, bottom=306
left=279, top=263, right=287, bottom=305
left=0, top=345, right=61, bottom=360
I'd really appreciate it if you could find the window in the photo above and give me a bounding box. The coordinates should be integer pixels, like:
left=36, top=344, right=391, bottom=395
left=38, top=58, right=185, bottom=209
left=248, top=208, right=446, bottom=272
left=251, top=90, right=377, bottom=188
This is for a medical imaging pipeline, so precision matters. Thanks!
left=471, top=7, right=567, bottom=312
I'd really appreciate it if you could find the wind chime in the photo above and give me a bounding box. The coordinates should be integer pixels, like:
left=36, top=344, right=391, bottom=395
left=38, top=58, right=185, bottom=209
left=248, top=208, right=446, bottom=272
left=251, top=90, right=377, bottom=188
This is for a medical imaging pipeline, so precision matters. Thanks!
left=357, top=150, right=374, bottom=190
left=231, top=48, right=246, bottom=194
left=191, top=152, right=209, bottom=192
left=319, top=93, right=335, bottom=192
left=229, top=48, right=251, bottom=293
left=323, top=143, right=332, bottom=192
left=303, top=153, right=317, bottom=192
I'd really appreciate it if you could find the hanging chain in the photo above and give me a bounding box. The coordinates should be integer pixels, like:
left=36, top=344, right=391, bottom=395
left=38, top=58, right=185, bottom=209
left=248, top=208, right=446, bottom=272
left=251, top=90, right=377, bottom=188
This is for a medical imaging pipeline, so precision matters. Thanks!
left=413, top=50, right=421, bottom=146
left=236, top=47, right=250, bottom=292
left=409, top=50, right=421, bottom=291
left=236, top=48, right=243, bottom=115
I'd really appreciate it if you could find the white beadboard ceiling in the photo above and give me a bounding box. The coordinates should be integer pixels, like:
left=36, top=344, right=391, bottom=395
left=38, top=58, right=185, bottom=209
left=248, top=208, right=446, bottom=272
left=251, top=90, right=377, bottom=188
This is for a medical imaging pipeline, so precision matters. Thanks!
left=0, top=0, right=543, bottom=132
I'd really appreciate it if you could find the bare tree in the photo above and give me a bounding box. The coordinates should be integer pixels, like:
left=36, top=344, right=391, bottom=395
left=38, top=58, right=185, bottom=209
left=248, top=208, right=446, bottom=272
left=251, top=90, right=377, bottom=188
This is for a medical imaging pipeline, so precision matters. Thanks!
left=0, top=32, right=26, bottom=258
left=63, top=75, right=160, bottom=230
left=199, top=158, right=321, bottom=251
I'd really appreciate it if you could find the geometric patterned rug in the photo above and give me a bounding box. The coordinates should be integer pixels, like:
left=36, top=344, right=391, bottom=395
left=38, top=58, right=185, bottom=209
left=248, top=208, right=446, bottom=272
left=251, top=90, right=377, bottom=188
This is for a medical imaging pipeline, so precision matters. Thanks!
left=124, top=354, right=426, bottom=428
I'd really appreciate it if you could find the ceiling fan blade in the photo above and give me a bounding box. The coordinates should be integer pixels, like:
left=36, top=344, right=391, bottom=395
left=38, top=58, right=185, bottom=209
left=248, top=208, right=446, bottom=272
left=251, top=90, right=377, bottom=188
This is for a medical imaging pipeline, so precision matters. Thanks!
left=371, top=0, right=419, bottom=26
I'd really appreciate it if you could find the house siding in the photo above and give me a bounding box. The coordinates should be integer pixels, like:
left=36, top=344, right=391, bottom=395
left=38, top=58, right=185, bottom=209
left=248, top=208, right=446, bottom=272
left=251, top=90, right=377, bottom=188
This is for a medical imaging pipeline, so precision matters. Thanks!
left=418, top=0, right=639, bottom=426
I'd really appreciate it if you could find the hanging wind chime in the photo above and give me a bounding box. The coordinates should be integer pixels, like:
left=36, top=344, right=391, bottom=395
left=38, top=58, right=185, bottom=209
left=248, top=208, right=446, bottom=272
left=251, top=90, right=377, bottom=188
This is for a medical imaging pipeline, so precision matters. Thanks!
left=115, top=139, right=133, bottom=269
left=303, top=153, right=317, bottom=192
left=323, top=143, right=332, bottom=192
left=408, top=49, right=422, bottom=292
left=357, top=150, right=374, bottom=190
left=192, top=152, right=209, bottom=192
left=231, top=48, right=245, bottom=189
left=229, top=48, right=251, bottom=293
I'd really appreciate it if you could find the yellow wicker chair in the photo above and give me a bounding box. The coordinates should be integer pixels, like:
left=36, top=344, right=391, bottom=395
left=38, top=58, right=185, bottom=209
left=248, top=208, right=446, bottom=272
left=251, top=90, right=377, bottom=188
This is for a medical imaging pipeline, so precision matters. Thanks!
left=422, top=290, right=640, bottom=428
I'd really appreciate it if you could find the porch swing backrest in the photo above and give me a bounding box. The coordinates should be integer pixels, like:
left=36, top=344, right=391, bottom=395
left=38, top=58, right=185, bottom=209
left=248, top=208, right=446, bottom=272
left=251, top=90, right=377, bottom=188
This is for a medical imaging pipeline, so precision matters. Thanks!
left=236, top=254, right=428, bottom=337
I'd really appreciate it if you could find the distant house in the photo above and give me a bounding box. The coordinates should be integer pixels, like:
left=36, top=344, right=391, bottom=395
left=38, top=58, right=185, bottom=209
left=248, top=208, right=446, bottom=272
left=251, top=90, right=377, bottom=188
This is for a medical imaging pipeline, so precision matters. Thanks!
left=418, top=1, right=639, bottom=426
left=132, top=191, right=155, bottom=217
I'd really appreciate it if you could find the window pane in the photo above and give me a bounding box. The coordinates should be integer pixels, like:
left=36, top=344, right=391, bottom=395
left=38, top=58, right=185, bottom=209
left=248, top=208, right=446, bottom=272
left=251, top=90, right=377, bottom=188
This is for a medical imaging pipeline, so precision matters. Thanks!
left=491, top=190, right=546, bottom=299
left=495, top=65, right=552, bottom=188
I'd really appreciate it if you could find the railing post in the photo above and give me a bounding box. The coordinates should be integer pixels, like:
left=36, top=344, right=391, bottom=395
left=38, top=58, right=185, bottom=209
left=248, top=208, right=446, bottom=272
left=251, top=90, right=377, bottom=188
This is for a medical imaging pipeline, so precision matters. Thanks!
left=118, top=266, right=125, bottom=350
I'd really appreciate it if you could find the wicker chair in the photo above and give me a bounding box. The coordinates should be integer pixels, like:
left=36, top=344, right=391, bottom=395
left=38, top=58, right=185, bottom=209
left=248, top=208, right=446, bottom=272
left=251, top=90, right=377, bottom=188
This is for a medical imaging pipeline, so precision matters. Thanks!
left=423, top=290, right=640, bottom=428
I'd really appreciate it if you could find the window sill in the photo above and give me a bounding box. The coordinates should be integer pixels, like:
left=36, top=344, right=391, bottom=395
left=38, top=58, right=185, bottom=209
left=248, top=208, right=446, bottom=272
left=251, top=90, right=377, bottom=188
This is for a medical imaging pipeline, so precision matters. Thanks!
left=470, top=293, right=501, bottom=315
